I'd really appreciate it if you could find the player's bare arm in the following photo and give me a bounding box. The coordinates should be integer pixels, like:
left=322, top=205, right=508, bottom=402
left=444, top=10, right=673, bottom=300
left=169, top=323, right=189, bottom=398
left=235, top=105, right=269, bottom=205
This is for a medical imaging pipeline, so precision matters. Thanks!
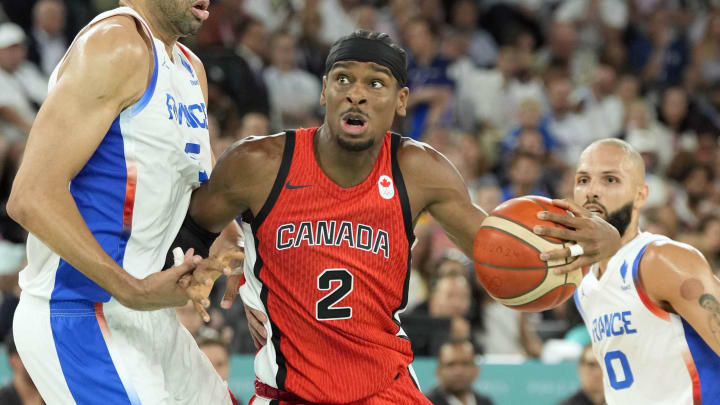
left=189, top=134, right=285, bottom=232
left=396, top=138, right=486, bottom=257
left=7, top=16, right=197, bottom=310
left=188, top=134, right=283, bottom=343
left=641, top=241, right=720, bottom=356
left=396, top=138, right=622, bottom=265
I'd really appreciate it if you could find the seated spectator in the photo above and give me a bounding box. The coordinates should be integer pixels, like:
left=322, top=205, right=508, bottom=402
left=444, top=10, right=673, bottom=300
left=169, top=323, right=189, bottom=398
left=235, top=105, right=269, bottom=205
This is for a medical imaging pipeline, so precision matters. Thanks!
left=624, top=99, right=674, bottom=171
left=573, top=64, right=624, bottom=140
left=500, top=151, right=552, bottom=201
left=627, top=8, right=690, bottom=91
left=472, top=185, right=502, bottom=214
left=263, top=30, right=322, bottom=131
left=656, top=86, right=702, bottom=152
left=196, top=334, right=242, bottom=404
left=27, top=0, right=67, bottom=77
left=544, top=76, right=597, bottom=166
left=534, top=21, right=582, bottom=84
left=475, top=288, right=543, bottom=359
left=425, top=339, right=494, bottom=405
left=693, top=10, right=720, bottom=86
left=0, top=22, right=48, bottom=142
left=555, top=344, right=605, bottom=405
left=297, top=3, right=330, bottom=80
left=448, top=0, right=497, bottom=68
left=197, top=334, right=230, bottom=382
left=405, top=275, right=473, bottom=356
left=502, top=98, right=557, bottom=158
left=403, top=18, right=455, bottom=139
left=233, top=111, right=270, bottom=141
left=460, top=46, right=544, bottom=136
left=0, top=333, right=44, bottom=405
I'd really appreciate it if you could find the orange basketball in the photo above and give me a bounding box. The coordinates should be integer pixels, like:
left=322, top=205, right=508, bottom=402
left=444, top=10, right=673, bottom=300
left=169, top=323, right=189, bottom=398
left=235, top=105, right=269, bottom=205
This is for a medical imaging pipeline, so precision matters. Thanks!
left=473, top=195, right=587, bottom=312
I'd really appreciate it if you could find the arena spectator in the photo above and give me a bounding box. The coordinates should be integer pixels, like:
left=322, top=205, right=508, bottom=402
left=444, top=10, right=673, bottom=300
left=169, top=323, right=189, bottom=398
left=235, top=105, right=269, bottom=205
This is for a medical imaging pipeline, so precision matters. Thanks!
left=555, top=344, right=605, bottom=405
left=263, top=30, right=321, bottom=131
left=426, top=339, right=494, bottom=405
left=27, top=0, right=67, bottom=76
left=0, top=22, right=47, bottom=142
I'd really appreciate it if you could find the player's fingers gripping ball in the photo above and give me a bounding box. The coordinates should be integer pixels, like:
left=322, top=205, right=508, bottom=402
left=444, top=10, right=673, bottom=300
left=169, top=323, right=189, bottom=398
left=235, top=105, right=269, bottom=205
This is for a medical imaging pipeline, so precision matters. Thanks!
left=473, top=196, right=589, bottom=312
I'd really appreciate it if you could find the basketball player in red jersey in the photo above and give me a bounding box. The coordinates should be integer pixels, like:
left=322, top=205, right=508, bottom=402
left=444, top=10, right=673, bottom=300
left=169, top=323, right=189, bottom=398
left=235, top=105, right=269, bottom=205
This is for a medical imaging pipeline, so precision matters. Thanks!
left=188, top=30, right=622, bottom=404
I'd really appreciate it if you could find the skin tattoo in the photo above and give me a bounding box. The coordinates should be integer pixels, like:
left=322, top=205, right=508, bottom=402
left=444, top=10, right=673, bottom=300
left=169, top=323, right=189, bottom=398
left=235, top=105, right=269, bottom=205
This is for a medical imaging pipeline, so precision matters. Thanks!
left=699, top=293, right=720, bottom=343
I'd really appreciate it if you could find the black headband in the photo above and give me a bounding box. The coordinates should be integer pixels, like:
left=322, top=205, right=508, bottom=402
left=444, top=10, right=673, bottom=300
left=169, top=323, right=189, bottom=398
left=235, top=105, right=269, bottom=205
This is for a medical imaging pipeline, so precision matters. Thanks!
left=325, top=37, right=407, bottom=87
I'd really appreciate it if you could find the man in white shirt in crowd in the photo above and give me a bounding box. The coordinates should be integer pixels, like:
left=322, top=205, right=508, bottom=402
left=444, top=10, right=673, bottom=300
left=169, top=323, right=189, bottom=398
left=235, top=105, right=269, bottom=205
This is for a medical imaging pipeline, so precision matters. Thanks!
left=0, top=22, right=47, bottom=142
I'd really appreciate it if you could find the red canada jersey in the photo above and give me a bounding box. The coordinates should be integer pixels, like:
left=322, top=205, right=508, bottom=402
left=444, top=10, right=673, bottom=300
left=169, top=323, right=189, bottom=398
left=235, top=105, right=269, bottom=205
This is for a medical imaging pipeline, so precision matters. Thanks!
left=239, top=128, right=416, bottom=403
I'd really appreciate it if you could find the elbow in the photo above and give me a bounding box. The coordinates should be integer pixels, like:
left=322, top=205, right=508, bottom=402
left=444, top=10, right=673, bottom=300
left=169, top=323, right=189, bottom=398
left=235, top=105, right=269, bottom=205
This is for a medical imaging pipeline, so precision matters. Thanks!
left=7, top=181, right=37, bottom=227
left=7, top=188, right=26, bottom=225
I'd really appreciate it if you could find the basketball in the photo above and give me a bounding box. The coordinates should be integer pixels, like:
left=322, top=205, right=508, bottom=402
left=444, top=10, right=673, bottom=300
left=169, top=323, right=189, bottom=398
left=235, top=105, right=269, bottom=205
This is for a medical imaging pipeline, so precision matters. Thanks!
left=473, top=196, right=587, bottom=312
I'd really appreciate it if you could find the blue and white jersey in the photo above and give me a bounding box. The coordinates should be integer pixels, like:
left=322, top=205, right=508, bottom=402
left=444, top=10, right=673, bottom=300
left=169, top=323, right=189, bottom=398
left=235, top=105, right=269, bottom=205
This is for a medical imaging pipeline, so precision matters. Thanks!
left=575, top=232, right=720, bottom=404
left=20, top=7, right=212, bottom=302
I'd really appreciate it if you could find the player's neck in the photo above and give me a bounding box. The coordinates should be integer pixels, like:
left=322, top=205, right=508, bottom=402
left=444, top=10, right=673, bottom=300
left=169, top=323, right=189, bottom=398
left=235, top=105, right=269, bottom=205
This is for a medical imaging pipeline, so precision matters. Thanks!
left=314, top=125, right=384, bottom=188
left=128, top=3, right=179, bottom=58
left=598, top=225, right=640, bottom=278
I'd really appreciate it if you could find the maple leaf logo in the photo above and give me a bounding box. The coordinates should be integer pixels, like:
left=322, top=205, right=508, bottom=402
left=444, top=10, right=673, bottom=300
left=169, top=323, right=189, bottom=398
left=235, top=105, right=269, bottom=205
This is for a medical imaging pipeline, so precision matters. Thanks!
left=380, top=178, right=391, bottom=188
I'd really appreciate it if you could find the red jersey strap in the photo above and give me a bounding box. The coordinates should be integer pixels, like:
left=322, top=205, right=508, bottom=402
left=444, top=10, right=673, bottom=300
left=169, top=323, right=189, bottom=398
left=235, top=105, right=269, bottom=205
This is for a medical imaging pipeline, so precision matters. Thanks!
left=255, top=380, right=305, bottom=403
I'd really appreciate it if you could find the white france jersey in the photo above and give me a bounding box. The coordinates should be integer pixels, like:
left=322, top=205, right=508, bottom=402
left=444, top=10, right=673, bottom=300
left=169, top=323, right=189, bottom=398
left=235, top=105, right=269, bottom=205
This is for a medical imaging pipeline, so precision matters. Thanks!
left=20, top=7, right=212, bottom=302
left=574, top=232, right=720, bottom=404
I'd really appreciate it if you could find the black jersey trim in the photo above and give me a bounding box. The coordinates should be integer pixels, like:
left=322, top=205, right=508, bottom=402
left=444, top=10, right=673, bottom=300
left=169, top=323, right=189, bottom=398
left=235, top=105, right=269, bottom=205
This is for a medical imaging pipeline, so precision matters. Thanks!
left=249, top=131, right=295, bottom=392
left=252, top=130, right=296, bottom=230
left=390, top=133, right=415, bottom=244
left=389, top=133, right=415, bottom=350
left=252, top=233, right=288, bottom=391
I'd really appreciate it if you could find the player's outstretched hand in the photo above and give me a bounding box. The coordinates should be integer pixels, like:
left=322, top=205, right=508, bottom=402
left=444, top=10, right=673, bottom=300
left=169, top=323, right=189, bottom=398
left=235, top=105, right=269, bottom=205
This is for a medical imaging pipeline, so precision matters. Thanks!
left=122, top=248, right=201, bottom=310
left=185, top=248, right=245, bottom=322
left=533, top=199, right=621, bottom=274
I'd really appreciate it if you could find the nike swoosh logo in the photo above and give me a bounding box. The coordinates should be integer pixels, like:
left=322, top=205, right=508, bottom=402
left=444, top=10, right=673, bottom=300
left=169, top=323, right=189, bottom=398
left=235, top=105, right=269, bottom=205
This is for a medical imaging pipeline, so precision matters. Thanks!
left=285, top=182, right=312, bottom=189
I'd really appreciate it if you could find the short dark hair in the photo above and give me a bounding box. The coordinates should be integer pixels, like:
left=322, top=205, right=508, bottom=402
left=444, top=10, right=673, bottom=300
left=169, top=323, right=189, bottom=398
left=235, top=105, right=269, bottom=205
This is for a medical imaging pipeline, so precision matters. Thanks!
left=438, top=338, right=476, bottom=361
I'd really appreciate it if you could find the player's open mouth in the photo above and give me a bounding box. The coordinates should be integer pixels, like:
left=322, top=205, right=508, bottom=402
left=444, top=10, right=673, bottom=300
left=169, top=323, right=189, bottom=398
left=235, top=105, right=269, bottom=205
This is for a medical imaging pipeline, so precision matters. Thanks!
left=584, top=204, right=604, bottom=215
left=341, top=115, right=368, bottom=135
left=191, top=0, right=210, bottom=21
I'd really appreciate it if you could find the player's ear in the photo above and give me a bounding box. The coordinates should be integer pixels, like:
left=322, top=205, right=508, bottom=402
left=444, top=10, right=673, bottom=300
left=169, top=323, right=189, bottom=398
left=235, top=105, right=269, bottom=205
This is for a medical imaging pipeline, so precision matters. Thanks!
left=395, top=86, right=409, bottom=117
left=320, top=76, right=327, bottom=106
left=635, top=183, right=649, bottom=209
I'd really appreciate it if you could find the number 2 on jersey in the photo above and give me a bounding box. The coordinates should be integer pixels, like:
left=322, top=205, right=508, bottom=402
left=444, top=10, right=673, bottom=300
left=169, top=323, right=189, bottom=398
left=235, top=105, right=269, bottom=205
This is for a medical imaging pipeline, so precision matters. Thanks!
left=316, top=269, right=353, bottom=321
left=604, top=350, right=634, bottom=390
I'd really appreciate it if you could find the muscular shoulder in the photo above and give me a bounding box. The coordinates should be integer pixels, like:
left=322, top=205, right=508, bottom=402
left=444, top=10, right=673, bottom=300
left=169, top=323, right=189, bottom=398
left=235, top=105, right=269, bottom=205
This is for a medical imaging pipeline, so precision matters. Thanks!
left=396, top=136, right=444, bottom=165
left=67, top=15, right=150, bottom=73
left=58, top=15, right=151, bottom=106
left=395, top=137, right=467, bottom=209
left=211, top=133, right=286, bottom=196
left=640, top=240, right=712, bottom=303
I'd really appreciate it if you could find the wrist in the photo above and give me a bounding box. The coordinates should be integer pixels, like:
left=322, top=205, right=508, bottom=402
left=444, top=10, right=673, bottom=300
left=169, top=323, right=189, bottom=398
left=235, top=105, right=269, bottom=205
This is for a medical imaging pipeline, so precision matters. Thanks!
left=115, top=273, right=146, bottom=308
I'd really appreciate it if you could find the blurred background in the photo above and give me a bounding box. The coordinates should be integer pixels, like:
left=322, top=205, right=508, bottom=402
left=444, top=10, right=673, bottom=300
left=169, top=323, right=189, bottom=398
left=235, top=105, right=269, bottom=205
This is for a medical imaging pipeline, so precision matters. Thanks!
left=1, top=0, right=720, bottom=404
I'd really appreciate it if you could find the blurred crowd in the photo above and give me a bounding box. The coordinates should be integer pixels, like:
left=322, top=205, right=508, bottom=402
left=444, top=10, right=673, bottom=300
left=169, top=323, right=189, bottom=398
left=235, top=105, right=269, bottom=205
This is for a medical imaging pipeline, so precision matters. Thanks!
left=0, top=0, right=719, bottom=395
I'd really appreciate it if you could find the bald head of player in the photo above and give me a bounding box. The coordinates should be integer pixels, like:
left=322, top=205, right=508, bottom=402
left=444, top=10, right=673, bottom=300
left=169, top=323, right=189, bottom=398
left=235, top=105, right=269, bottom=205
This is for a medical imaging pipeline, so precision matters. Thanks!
left=574, top=139, right=648, bottom=240
left=120, top=0, right=209, bottom=38
left=320, top=30, right=409, bottom=152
